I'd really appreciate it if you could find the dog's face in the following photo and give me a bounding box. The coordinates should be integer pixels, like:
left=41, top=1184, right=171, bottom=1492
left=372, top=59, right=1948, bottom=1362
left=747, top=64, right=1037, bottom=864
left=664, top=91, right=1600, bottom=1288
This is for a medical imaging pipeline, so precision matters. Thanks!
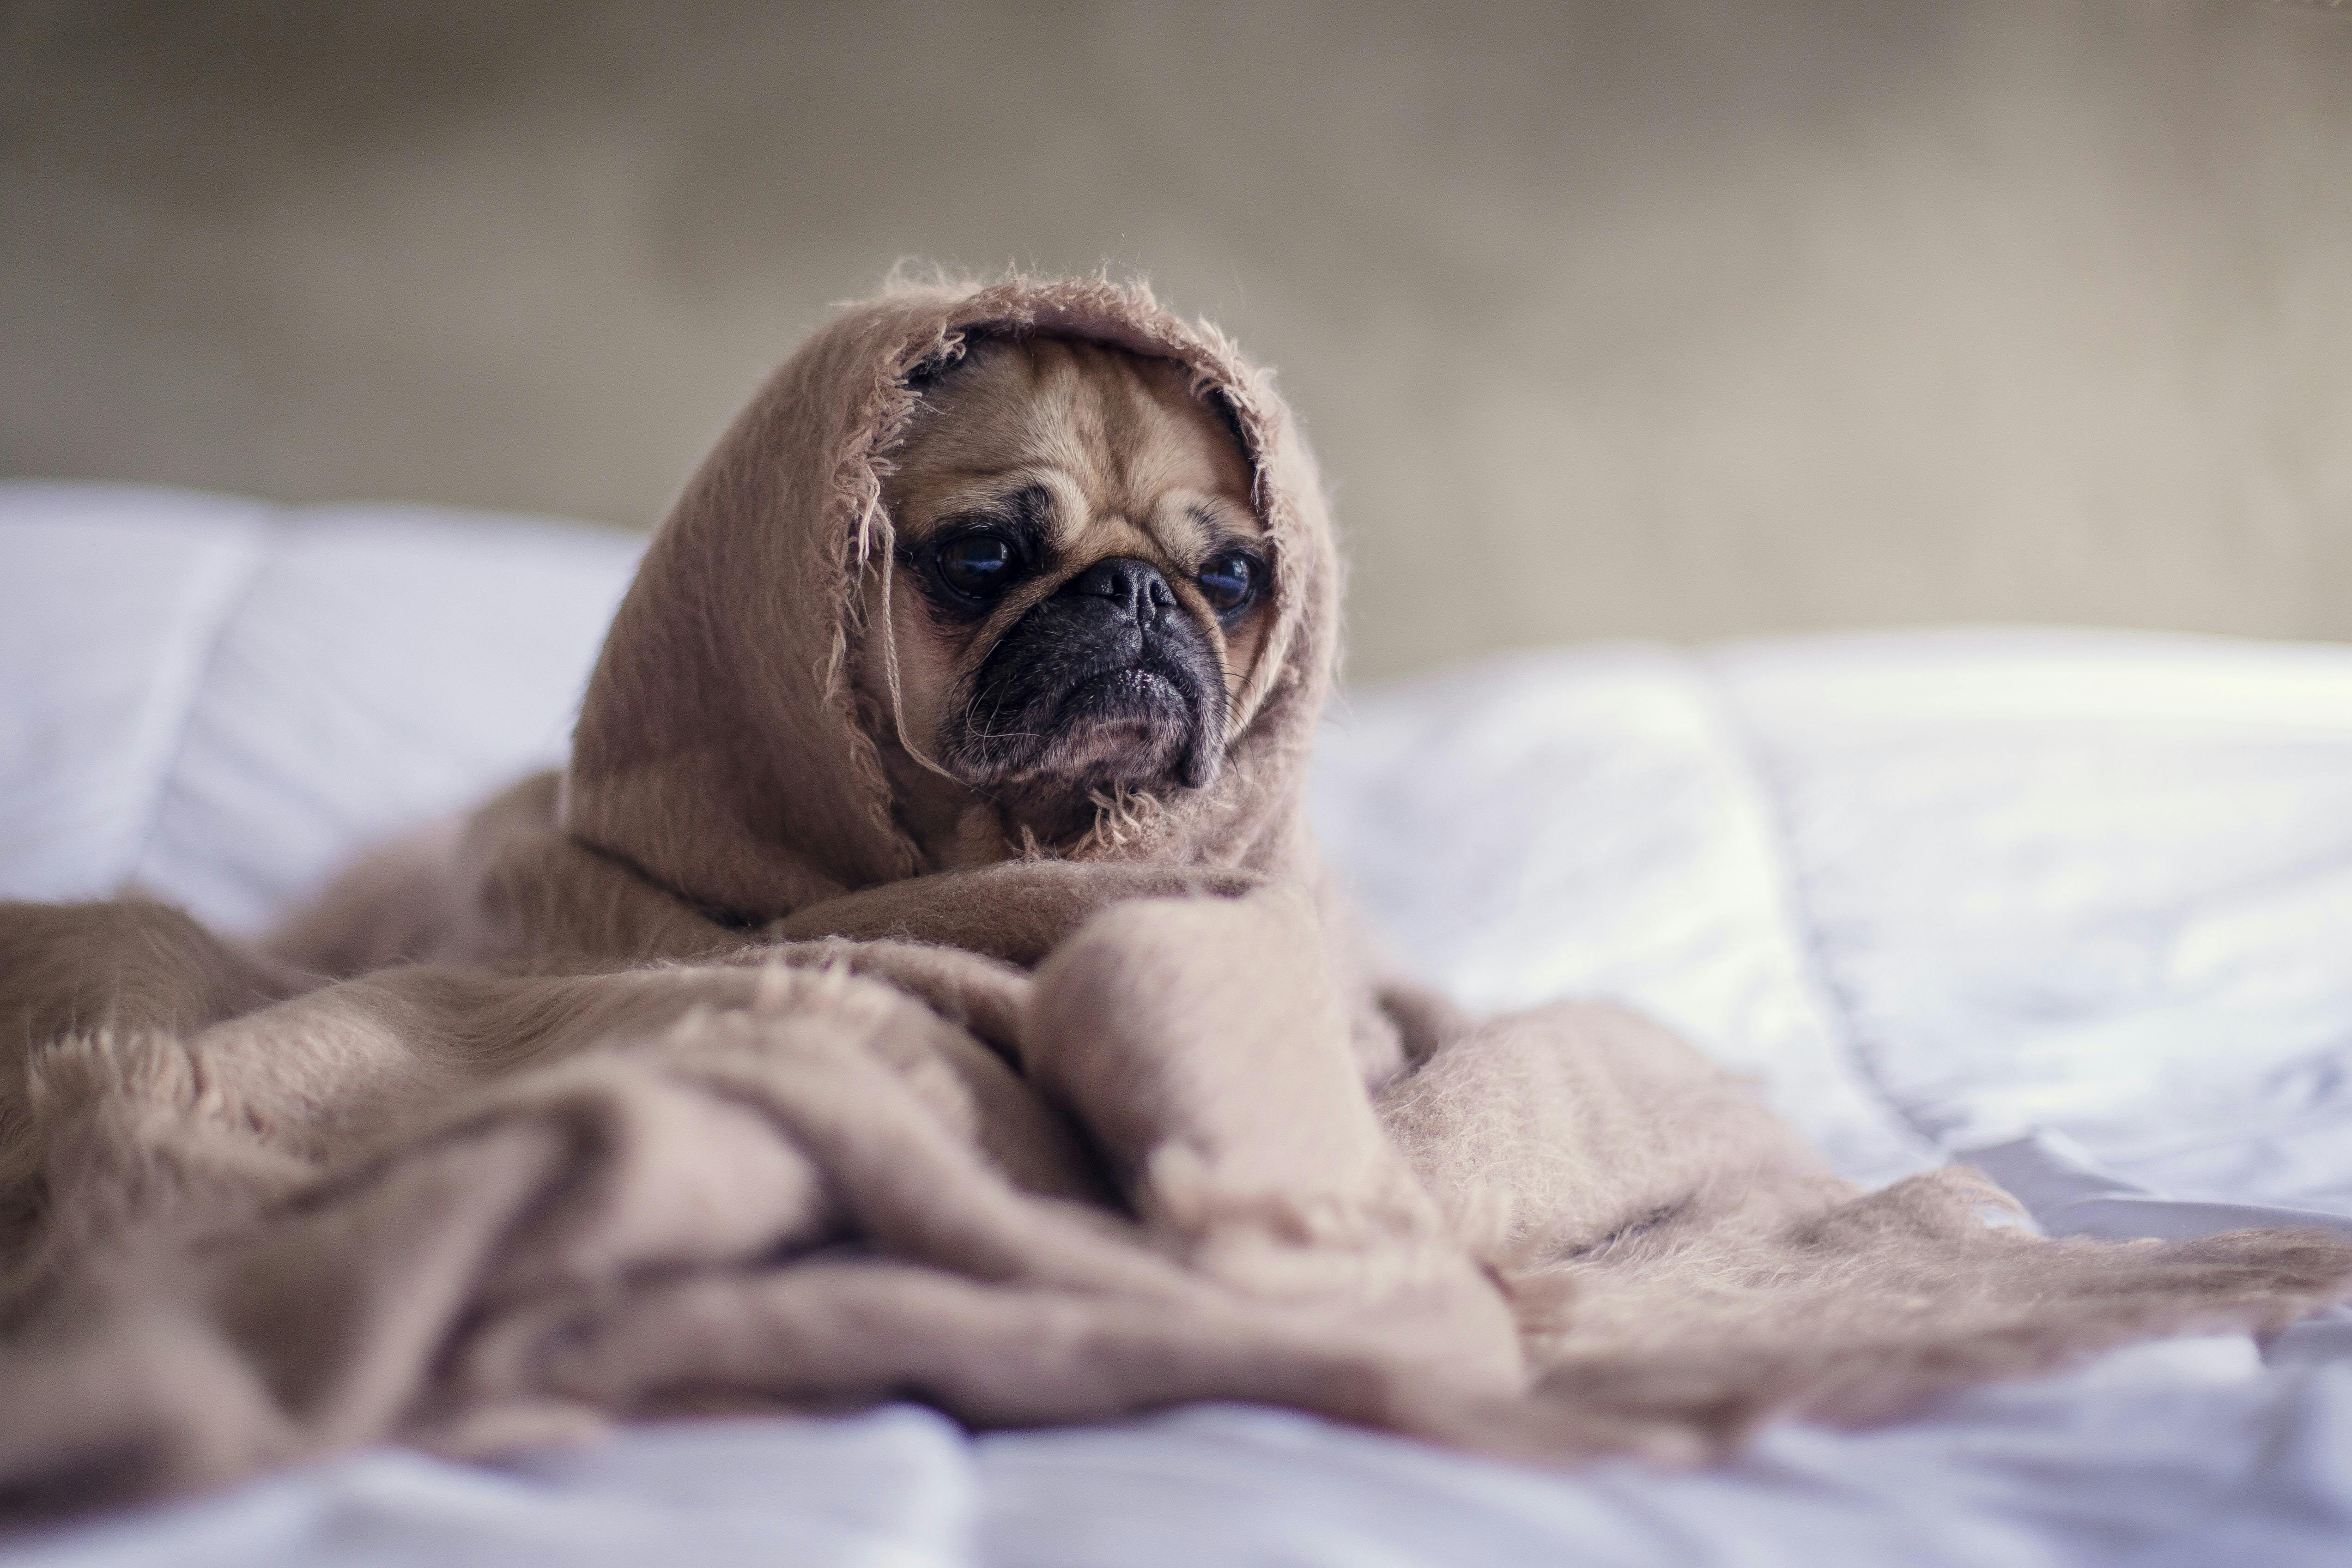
left=870, top=335, right=1270, bottom=826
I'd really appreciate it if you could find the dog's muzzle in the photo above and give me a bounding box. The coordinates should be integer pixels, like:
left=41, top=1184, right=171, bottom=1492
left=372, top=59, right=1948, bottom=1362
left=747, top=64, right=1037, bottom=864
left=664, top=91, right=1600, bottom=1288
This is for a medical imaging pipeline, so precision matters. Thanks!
left=944, top=556, right=1227, bottom=789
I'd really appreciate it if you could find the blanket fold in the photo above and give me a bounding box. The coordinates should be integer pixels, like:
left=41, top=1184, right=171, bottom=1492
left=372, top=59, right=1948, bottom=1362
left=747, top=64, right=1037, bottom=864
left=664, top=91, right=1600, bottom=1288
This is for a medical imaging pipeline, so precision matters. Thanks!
left=4, top=274, right=2349, bottom=1521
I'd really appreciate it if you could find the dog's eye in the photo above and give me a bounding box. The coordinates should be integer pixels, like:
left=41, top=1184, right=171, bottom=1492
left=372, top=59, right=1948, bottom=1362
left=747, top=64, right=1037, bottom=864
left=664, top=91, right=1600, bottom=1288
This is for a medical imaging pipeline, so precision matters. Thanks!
left=1196, top=551, right=1261, bottom=616
left=934, top=532, right=1020, bottom=599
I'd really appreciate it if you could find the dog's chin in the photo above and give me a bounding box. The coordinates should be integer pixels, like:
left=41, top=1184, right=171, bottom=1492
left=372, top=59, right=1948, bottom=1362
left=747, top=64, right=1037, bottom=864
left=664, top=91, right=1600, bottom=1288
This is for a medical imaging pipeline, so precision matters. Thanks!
left=944, top=661, right=1220, bottom=798
left=1033, top=667, right=1195, bottom=782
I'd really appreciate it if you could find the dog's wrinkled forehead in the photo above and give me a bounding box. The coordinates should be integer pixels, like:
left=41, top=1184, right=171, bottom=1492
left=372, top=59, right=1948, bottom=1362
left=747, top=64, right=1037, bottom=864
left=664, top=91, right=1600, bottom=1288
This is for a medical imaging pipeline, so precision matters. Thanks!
left=885, top=335, right=1265, bottom=609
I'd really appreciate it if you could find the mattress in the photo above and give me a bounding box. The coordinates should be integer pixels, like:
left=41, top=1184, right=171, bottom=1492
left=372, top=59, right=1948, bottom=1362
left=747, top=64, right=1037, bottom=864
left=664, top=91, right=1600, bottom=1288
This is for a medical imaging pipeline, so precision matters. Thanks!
left=5, top=480, right=2350, bottom=1567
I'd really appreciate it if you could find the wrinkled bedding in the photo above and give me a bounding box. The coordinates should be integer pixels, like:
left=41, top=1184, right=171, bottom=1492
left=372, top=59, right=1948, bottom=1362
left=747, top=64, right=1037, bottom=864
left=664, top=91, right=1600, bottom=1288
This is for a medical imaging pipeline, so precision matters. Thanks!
left=6, top=482, right=2352, bottom=1566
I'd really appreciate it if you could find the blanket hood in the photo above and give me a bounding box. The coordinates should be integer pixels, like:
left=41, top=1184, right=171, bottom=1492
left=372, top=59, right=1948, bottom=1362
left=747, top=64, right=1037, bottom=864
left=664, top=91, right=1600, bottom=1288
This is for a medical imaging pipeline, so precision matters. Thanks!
left=562, top=276, right=1341, bottom=922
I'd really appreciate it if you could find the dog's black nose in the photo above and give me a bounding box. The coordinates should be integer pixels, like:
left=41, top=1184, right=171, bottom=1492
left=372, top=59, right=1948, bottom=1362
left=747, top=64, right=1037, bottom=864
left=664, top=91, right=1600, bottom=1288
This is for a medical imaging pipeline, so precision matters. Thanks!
left=1061, top=556, right=1176, bottom=626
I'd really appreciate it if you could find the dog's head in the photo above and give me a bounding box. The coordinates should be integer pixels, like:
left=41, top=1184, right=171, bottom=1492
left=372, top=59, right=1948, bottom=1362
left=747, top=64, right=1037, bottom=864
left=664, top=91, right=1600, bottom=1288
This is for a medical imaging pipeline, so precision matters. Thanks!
left=869, top=335, right=1272, bottom=826
left=568, top=277, right=1340, bottom=917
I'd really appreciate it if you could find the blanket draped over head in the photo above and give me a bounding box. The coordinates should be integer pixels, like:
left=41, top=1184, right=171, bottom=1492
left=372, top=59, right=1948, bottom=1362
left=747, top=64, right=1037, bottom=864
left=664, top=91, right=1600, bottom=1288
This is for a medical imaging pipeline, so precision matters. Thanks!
left=4, top=276, right=2351, bottom=1519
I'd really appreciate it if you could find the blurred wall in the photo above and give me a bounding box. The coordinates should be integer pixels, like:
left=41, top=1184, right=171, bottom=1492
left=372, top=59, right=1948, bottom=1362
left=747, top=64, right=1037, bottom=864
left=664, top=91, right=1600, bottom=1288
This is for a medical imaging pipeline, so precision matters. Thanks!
left=3, top=0, right=2348, bottom=678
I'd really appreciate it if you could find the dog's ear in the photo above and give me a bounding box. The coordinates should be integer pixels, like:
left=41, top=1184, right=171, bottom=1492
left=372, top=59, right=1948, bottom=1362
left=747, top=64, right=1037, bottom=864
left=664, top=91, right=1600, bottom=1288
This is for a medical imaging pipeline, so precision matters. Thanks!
left=1201, top=387, right=1250, bottom=468
left=902, top=334, right=976, bottom=396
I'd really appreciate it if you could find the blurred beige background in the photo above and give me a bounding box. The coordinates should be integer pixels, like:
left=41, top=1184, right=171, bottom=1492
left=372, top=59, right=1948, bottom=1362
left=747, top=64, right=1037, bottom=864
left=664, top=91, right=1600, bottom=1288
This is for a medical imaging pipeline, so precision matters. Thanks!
left=3, top=0, right=2347, bottom=678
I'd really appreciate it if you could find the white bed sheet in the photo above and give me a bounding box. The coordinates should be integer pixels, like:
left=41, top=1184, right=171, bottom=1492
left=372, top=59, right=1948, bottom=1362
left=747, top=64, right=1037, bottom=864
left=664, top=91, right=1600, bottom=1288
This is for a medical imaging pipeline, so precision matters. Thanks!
left=5, top=482, right=2351, bottom=1566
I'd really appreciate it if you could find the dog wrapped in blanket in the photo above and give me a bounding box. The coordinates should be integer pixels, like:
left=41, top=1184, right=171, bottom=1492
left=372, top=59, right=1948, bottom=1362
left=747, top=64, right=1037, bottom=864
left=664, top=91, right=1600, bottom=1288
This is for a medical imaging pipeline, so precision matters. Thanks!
left=3, top=274, right=2350, bottom=1519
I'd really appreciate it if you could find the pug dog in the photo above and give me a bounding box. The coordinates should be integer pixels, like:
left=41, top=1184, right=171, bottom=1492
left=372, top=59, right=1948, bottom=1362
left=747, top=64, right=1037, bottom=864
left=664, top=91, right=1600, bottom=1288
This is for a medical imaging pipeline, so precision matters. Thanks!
left=856, top=334, right=1274, bottom=863
left=222, top=330, right=1281, bottom=978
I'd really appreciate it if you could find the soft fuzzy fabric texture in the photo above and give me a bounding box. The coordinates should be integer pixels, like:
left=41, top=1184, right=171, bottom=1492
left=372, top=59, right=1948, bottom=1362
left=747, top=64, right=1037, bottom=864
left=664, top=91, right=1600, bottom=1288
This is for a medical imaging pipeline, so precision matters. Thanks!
left=3, top=275, right=2350, bottom=1522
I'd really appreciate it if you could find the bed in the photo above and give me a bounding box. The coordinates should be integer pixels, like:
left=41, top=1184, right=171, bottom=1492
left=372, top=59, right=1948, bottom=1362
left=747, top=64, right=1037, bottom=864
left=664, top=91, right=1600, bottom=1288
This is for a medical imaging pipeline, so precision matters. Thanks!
left=5, top=480, right=2350, bottom=1567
